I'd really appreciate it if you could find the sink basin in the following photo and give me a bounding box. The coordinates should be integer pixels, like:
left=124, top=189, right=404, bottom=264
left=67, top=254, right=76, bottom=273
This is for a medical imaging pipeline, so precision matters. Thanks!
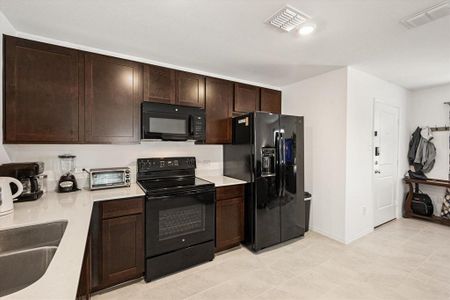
left=0, top=220, right=67, bottom=296
left=0, top=220, right=67, bottom=254
left=0, top=247, right=57, bottom=297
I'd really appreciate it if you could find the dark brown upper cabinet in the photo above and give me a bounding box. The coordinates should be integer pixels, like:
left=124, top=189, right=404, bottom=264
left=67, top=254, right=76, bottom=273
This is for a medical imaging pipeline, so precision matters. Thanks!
left=234, top=83, right=260, bottom=113
left=205, top=77, right=233, bottom=144
left=4, top=35, right=83, bottom=143
left=3, top=36, right=283, bottom=145
left=143, top=64, right=175, bottom=104
left=175, top=71, right=205, bottom=108
left=84, top=53, right=142, bottom=144
left=260, top=88, right=282, bottom=114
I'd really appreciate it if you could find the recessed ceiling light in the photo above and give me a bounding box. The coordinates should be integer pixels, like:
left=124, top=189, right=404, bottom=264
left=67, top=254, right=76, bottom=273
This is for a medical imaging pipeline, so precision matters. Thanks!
left=298, top=23, right=316, bottom=35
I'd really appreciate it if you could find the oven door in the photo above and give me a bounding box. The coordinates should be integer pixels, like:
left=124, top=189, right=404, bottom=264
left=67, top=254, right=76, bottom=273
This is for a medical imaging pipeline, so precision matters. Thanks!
left=146, top=189, right=215, bottom=257
left=142, top=110, right=193, bottom=141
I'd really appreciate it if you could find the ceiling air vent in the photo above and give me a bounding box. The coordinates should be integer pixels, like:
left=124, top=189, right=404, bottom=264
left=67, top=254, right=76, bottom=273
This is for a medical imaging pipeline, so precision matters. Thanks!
left=266, top=5, right=311, bottom=32
left=401, top=1, right=450, bottom=29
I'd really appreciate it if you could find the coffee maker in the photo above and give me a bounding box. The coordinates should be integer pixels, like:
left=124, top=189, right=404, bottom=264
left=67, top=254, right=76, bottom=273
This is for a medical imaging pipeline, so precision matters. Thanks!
left=0, top=162, right=45, bottom=202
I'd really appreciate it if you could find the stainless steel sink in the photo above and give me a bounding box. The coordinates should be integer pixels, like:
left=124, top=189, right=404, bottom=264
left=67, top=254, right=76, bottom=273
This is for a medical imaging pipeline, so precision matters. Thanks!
left=0, top=247, right=57, bottom=297
left=0, top=220, right=67, bottom=254
left=0, top=221, right=67, bottom=297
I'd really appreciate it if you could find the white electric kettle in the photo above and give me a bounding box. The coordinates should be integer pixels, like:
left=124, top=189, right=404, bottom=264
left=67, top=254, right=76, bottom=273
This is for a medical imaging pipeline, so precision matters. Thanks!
left=0, top=177, right=23, bottom=216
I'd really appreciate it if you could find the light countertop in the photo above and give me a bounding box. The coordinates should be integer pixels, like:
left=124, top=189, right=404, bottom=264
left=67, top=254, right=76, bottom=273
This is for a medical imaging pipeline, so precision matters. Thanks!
left=198, top=175, right=247, bottom=187
left=0, top=183, right=145, bottom=300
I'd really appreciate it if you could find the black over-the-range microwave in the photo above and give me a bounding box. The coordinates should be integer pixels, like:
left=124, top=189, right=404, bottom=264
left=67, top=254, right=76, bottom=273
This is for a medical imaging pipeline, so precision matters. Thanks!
left=141, top=102, right=205, bottom=142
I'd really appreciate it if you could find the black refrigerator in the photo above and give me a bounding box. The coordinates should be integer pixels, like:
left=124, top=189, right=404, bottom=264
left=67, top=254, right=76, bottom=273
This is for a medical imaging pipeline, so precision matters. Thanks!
left=224, top=112, right=305, bottom=252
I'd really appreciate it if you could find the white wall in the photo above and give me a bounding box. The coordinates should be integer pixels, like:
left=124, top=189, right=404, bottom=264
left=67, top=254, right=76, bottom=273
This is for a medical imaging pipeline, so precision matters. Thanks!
left=346, top=68, right=410, bottom=243
left=5, top=142, right=223, bottom=190
left=0, top=11, right=16, bottom=163
left=282, top=68, right=348, bottom=243
left=283, top=67, right=410, bottom=244
left=409, top=83, right=450, bottom=215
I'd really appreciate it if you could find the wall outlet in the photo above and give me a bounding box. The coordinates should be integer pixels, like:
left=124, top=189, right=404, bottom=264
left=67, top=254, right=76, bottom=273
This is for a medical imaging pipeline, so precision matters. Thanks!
left=362, top=206, right=367, bottom=215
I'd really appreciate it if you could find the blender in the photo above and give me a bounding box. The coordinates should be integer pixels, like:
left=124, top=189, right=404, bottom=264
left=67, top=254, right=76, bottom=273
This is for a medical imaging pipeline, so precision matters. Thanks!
left=57, top=154, right=79, bottom=193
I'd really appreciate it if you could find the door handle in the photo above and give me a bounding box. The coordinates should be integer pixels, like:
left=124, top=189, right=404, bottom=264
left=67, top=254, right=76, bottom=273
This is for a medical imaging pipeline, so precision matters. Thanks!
left=188, top=116, right=195, bottom=136
left=280, top=131, right=286, bottom=197
left=374, top=170, right=381, bottom=174
left=375, top=147, right=380, bottom=156
left=275, top=131, right=282, bottom=197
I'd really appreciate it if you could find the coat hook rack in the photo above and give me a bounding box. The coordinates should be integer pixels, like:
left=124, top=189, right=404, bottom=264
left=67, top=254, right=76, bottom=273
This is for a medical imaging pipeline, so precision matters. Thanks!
left=429, top=102, right=450, bottom=131
left=430, top=125, right=450, bottom=132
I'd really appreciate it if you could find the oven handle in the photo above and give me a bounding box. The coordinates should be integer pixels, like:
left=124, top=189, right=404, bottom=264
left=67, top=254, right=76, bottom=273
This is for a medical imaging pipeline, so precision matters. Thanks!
left=147, top=189, right=215, bottom=201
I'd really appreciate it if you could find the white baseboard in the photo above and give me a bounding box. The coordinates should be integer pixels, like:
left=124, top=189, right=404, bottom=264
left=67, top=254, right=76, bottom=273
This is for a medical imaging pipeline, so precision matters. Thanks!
left=344, top=227, right=374, bottom=244
left=309, top=225, right=346, bottom=244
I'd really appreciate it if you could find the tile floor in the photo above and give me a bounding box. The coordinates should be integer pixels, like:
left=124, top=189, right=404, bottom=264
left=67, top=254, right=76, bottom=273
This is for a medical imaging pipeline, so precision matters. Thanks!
left=92, top=218, right=450, bottom=300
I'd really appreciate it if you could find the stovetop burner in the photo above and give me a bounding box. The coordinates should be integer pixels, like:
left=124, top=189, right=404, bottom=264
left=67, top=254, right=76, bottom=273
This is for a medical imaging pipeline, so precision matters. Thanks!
left=136, top=157, right=214, bottom=196
left=138, top=176, right=214, bottom=196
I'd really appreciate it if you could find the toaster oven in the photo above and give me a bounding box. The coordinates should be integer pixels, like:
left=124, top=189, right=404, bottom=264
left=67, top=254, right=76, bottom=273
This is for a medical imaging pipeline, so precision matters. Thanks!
left=86, top=167, right=131, bottom=190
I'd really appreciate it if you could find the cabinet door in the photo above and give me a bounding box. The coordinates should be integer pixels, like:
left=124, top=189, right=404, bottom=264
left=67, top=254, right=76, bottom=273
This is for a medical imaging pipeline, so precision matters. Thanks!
left=84, top=54, right=142, bottom=143
left=4, top=36, right=83, bottom=143
left=260, top=88, right=281, bottom=114
left=205, top=78, right=233, bottom=144
left=101, top=213, right=144, bottom=287
left=76, top=234, right=91, bottom=300
left=216, top=197, right=244, bottom=252
left=234, top=83, right=260, bottom=113
left=143, top=64, right=175, bottom=104
left=175, top=71, right=205, bottom=108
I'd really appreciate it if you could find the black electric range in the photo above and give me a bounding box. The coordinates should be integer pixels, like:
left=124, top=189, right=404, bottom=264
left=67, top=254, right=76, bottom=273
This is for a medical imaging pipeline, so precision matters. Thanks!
left=137, top=157, right=215, bottom=282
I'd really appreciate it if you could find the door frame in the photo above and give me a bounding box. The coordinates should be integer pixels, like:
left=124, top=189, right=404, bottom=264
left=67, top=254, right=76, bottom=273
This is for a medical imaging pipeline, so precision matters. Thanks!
left=371, top=99, right=400, bottom=228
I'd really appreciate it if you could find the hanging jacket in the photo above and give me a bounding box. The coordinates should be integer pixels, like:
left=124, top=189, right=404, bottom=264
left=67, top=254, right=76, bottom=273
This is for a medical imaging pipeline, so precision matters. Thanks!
left=408, top=127, right=422, bottom=165
left=421, top=142, right=436, bottom=173
left=414, top=127, right=436, bottom=173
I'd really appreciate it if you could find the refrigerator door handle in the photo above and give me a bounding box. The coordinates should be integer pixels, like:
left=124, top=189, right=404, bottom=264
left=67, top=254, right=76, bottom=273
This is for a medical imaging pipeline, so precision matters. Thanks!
left=275, top=131, right=281, bottom=197
left=280, top=130, right=286, bottom=197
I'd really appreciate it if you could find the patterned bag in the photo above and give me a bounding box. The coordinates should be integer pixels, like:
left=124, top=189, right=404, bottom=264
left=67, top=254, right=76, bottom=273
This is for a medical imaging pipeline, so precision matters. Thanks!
left=442, top=190, right=450, bottom=218
left=442, top=126, right=450, bottom=218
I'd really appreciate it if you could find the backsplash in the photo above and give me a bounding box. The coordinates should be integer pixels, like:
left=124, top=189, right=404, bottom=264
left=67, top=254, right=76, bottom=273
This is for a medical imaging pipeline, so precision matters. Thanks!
left=4, top=141, right=223, bottom=190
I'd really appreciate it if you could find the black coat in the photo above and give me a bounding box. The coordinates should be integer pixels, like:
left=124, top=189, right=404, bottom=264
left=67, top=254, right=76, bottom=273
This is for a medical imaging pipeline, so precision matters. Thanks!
left=408, top=127, right=421, bottom=165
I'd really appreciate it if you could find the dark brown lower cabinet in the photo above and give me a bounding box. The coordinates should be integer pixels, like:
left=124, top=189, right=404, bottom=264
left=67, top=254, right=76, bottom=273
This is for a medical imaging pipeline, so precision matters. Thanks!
left=100, top=213, right=144, bottom=286
left=76, top=234, right=92, bottom=300
left=215, top=185, right=245, bottom=252
left=77, top=197, right=145, bottom=297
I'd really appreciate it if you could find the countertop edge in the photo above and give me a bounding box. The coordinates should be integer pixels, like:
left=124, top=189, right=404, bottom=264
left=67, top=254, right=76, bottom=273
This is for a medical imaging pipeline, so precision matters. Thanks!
left=1, top=184, right=145, bottom=300
left=198, top=175, right=248, bottom=187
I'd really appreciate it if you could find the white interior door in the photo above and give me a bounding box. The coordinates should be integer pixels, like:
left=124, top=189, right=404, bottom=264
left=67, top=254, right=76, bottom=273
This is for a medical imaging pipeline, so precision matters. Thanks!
left=373, top=101, right=399, bottom=227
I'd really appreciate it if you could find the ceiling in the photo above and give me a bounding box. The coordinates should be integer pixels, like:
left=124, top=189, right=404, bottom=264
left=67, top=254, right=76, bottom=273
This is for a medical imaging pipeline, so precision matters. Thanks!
left=0, top=0, right=449, bottom=90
